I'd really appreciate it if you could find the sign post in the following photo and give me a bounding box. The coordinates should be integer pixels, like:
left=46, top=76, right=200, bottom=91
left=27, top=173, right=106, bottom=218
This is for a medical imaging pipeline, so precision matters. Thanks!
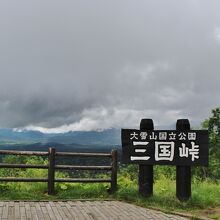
left=139, top=119, right=154, bottom=197
left=176, top=119, right=191, bottom=201
left=121, top=118, right=209, bottom=201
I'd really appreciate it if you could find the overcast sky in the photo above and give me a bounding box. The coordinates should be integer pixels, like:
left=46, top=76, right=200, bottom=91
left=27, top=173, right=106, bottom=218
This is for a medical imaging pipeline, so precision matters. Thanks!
left=0, top=0, right=220, bottom=132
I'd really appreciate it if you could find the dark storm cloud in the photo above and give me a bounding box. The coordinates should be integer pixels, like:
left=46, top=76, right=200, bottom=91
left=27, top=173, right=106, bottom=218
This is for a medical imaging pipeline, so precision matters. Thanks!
left=0, top=0, right=220, bottom=131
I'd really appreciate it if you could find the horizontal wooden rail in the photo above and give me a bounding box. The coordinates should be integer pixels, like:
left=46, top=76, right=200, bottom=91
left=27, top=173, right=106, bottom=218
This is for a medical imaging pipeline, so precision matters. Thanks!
left=0, top=164, right=112, bottom=170
left=56, top=152, right=112, bottom=157
left=0, top=163, right=48, bottom=169
left=55, top=165, right=112, bottom=170
left=55, top=178, right=112, bottom=183
left=0, top=177, right=48, bottom=182
left=0, top=150, right=111, bottom=157
left=0, top=148, right=118, bottom=195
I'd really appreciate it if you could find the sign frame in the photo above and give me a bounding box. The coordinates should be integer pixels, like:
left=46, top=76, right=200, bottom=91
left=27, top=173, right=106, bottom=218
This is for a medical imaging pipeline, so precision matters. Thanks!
left=122, top=129, right=209, bottom=166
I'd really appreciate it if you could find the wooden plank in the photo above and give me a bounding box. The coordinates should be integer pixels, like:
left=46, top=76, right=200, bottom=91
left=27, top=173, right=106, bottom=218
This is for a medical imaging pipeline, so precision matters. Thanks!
left=128, top=202, right=155, bottom=219
left=35, top=203, right=44, bottom=220
left=8, top=201, right=15, bottom=220
left=55, top=178, right=111, bottom=183
left=56, top=152, right=111, bottom=157
left=14, top=202, right=20, bottom=220
left=8, top=201, right=14, bottom=207
left=76, top=201, right=93, bottom=220
left=83, top=201, right=108, bottom=220
left=19, top=202, right=26, bottom=220
left=55, top=165, right=112, bottom=170
left=0, top=201, right=188, bottom=220
left=30, top=205, right=39, bottom=220
left=48, top=201, right=55, bottom=207
left=40, top=202, right=50, bottom=220
left=103, top=201, right=121, bottom=219
left=115, top=201, right=145, bottom=220
left=39, top=202, right=45, bottom=207
left=103, top=202, right=124, bottom=219
left=24, top=202, right=32, bottom=220
left=0, top=163, right=48, bottom=169
left=55, top=202, right=68, bottom=220
left=124, top=201, right=155, bottom=220
left=66, top=201, right=85, bottom=220
left=57, top=203, right=73, bottom=219
left=65, top=202, right=78, bottom=220
left=0, top=178, right=48, bottom=182
left=83, top=201, right=107, bottom=220
left=74, top=201, right=89, bottom=220
left=122, top=202, right=141, bottom=218
left=104, top=201, right=128, bottom=220
left=0, top=206, right=3, bottom=220
left=99, top=201, right=121, bottom=220
left=19, top=201, right=25, bottom=207
left=45, top=203, right=57, bottom=220
left=97, top=201, right=117, bottom=220
left=2, top=202, right=9, bottom=220
left=50, top=202, right=63, bottom=220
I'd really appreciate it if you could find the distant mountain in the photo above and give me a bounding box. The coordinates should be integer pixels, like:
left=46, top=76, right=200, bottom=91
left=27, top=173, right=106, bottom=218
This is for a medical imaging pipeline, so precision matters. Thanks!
left=47, top=129, right=120, bottom=145
left=0, top=128, right=46, bottom=144
left=0, top=128, right=121, bottom=146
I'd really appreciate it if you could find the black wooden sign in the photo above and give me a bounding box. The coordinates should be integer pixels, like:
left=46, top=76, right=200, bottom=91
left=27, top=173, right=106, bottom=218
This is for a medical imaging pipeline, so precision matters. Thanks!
left=121, top=129, right=208, bottom=166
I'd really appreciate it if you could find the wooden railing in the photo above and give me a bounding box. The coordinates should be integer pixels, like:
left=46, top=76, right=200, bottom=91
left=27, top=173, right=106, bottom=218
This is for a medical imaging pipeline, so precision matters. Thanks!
left=0, top=148, right=118, bottom=195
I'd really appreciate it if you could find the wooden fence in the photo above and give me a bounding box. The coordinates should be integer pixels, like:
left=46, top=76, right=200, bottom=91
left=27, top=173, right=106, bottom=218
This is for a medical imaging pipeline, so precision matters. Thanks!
left=0, top=148, right=118, bottom=195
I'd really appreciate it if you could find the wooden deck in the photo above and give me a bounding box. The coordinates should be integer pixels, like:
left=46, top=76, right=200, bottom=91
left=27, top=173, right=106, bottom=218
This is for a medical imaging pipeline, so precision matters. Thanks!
left=0, top=201, right=188, bottom=220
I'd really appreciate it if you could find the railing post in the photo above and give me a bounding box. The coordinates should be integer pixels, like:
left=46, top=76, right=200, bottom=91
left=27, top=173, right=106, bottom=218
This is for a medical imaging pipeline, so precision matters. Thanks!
left=176, top=119, right=191, bottom=201
left=48, top=147, right=56, bottom=195
left=139, top=119, right=154, bottom=197
left=110, top=149, right=117, bottom=193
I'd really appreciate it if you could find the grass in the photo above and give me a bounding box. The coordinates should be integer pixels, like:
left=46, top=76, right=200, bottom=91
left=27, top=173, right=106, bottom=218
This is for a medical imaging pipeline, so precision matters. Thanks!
left=0, top=175, right=219, bottom=219
left=115, top=175, right=220, bottom=218
left=0, top=157, right=219, bottom=219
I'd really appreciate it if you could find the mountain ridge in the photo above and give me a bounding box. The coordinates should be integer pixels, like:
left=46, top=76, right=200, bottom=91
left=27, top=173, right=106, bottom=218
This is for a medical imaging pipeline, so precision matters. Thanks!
left=0, top=128, right=121, bottom=146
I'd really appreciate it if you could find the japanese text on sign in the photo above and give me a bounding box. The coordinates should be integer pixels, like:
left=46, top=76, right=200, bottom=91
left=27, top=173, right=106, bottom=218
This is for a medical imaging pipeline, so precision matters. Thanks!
left=122, top=130, right=208, bottom=166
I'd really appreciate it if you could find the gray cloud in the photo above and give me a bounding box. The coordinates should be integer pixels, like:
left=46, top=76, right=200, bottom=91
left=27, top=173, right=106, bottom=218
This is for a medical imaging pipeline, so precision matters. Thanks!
left=0, top=0, right=220, bottom=131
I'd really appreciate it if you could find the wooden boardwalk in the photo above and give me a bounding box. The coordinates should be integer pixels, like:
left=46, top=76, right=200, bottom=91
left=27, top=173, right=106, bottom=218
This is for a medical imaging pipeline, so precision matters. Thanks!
left=0, top=201, right=188, bottom=220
